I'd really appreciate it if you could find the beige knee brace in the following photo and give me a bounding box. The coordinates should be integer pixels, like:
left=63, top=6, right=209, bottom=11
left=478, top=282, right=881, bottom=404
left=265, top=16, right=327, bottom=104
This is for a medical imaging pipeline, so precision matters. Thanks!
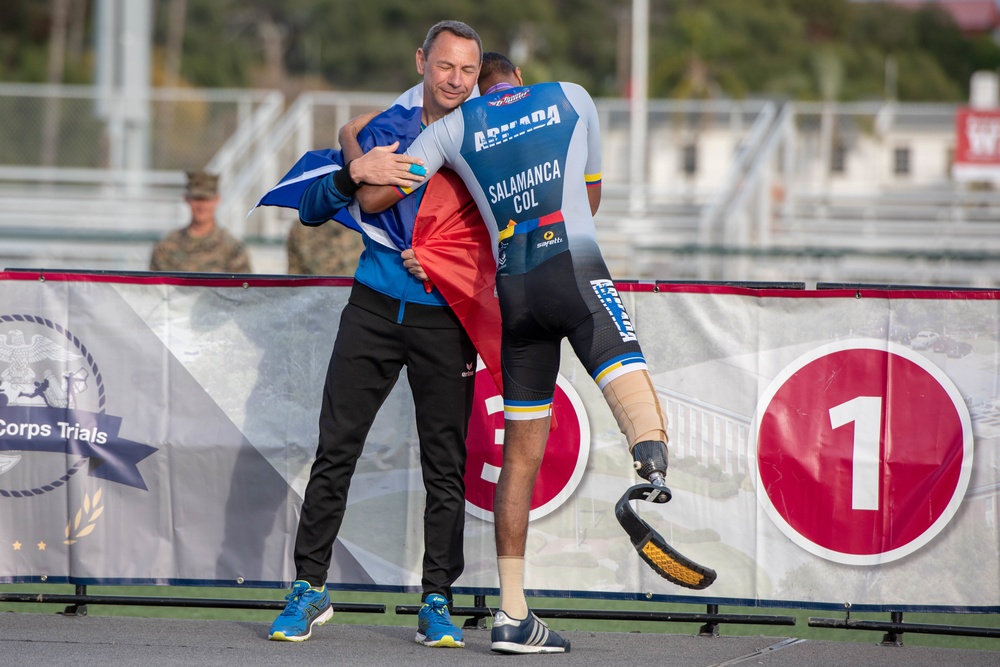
left=601, top=370, right=667, bottom=451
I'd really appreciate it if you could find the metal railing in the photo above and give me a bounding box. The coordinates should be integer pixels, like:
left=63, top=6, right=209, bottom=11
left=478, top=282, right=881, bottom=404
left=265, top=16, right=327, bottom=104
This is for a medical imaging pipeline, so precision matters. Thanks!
left=2, top=84, right=998, bottom=286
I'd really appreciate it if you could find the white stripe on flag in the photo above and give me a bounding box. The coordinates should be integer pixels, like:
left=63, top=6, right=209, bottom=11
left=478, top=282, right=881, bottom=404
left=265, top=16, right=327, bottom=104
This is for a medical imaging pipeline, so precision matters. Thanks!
left=247, top=164, right=342, bottom=218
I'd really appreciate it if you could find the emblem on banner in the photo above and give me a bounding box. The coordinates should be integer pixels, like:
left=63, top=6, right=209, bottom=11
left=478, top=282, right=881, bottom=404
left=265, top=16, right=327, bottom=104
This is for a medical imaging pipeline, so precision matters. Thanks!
left=751, top=339, right=973, bottom=565
left=0, top=314, right=158, bottom=551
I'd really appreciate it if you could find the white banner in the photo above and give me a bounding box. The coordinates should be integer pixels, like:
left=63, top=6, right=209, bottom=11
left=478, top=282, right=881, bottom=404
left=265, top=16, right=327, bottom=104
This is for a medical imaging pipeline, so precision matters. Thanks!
left=0, top=273, right=997, bottom=611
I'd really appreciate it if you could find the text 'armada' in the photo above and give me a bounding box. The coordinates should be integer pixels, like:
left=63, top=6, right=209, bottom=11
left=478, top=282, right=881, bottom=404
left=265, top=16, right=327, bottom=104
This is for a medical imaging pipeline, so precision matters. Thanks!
left=474, top=105, right=562, bottom=152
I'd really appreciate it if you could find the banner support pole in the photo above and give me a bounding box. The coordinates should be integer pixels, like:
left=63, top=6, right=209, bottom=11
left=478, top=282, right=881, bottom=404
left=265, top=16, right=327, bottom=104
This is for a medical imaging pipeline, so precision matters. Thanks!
left=699, top=603, right=721, bottom=637
left=62, top=584, right=88, bottom=617
left=880, top=611, right=905, bottom=646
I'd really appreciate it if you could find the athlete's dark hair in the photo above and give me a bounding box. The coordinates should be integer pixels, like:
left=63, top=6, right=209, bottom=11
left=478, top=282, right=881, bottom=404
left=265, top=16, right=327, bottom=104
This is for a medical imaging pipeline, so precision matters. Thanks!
left=478, top=52, right=517, bottom=88
left=422, top=20, right=482, bottom=61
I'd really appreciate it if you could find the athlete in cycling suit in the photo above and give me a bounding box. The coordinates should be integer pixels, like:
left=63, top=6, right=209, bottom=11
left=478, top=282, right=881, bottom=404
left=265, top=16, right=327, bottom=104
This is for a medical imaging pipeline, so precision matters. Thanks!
left=359, top=54, right=670, bottom=654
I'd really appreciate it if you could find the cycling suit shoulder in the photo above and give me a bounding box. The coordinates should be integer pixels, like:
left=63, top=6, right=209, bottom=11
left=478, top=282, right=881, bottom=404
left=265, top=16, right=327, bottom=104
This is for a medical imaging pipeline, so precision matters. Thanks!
left=402, top=81, right=603, bottom=272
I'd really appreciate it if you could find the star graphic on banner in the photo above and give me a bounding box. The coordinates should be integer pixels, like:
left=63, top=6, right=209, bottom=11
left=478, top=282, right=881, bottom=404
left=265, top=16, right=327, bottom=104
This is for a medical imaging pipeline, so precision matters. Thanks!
left=13, top=541, right=21, bottom=551
left=37, top=541, right=46, bottom=551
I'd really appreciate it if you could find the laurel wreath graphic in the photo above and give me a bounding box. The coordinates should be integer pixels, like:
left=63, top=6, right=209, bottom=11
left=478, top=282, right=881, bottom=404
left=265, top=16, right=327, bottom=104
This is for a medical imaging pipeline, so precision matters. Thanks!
left=64, top=488, right=104, bottom=545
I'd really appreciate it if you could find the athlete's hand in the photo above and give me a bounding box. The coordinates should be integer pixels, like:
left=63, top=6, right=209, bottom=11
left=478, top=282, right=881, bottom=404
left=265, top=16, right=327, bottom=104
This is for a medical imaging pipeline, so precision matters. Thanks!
left=401, top=248, right=429, bottom=281
left=338, top=110, right=380, bottom=161
left=350, top=142, right=426, bottom=187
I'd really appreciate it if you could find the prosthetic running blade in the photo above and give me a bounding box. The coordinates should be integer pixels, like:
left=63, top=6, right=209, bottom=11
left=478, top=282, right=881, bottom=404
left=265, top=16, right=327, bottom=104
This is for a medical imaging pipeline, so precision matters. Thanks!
left=614, top=479, right=717, bottom=590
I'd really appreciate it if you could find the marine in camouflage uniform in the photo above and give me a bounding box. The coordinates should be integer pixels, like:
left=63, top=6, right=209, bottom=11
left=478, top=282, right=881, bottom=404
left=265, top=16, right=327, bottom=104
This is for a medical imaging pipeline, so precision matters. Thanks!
left=286, top=221, right=364, bottom=276
left=149, top=226, right=252, bottom=273
left=149, top=170, right=253, bottom=274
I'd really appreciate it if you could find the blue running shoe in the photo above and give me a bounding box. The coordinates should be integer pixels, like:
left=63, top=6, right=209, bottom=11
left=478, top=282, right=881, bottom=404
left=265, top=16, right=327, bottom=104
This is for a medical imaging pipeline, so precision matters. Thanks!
left=268, top=580, right=333, bottom=642
left=491, top=610, right=570, bottom=654
left=415, top=593, right=464, bottom=648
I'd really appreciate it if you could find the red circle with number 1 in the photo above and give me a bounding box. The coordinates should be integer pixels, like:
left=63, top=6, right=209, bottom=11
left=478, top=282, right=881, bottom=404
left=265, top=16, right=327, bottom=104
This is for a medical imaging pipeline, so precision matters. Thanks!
left=751, top=340, right=973, bottom=565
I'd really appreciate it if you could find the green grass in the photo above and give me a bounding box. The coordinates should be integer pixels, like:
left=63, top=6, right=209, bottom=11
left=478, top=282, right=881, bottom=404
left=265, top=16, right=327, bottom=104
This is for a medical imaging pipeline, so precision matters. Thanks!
left=1, top=584, right=997, bottom=651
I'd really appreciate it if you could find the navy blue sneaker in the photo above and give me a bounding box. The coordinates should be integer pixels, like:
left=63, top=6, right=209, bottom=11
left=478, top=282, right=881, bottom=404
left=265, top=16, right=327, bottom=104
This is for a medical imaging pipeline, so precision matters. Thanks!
left=415, top=593, right=464, bottom=648
left=491, top=610, right=570, bottom=654
left=268, top=580, right=333, bottom=642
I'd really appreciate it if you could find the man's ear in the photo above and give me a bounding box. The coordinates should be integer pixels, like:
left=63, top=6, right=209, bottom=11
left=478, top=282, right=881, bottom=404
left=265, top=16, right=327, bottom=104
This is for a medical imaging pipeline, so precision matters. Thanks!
left=515, top=67, right=523, bottom=86
left=416, top=48, right=426, bottom=76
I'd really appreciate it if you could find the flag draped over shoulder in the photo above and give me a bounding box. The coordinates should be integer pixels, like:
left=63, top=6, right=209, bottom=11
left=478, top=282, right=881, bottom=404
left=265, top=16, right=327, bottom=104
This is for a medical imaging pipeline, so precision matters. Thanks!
left=251, top=89, right=502, bottom=395
left=412, top=169, right=503, bottom=395
left=250, top=149, right=360, bottom=231
left=250, top=83, right=426, bottom=247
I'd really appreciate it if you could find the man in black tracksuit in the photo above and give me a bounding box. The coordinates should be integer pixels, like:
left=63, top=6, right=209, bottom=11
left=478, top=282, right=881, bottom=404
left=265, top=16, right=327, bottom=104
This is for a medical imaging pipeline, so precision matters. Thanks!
left=268, top=21, right=484, bottom=647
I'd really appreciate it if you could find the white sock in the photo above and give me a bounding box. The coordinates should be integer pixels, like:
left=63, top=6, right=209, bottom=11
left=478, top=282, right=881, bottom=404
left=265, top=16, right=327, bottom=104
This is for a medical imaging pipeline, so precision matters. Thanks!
left=498, top=556, right=528, bottom=619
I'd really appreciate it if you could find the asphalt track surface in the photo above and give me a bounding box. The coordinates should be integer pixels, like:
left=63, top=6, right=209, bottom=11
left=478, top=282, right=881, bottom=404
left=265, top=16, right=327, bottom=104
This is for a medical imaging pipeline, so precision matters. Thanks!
left=3, top=612, right=999, bottom=667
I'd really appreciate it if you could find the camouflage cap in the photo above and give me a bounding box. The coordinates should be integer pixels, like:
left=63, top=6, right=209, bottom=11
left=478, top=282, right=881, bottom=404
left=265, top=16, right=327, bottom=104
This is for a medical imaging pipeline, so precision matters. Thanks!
left=185, top=170, right=219, bottom=199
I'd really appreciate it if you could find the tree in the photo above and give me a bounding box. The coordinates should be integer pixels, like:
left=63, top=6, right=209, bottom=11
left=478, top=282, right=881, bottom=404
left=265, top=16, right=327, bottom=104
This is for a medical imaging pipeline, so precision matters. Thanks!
left=3, top=0, right=998, bottom=101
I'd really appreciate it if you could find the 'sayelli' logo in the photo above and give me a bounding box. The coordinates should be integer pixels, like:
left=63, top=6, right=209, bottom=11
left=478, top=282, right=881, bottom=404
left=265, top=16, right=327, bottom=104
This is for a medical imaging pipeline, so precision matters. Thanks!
left=0, top=314, right=157, bottom=548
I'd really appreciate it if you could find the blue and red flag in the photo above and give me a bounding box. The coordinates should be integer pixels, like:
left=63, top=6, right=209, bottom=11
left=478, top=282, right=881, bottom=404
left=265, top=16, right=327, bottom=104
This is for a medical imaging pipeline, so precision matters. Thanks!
left=251, top=148, right=359, bottom=228
left=251, top=84, right=425, bottom=249
left=251, top=90, right=503, bottom=394
left=410, top=168, right=502, bottom=395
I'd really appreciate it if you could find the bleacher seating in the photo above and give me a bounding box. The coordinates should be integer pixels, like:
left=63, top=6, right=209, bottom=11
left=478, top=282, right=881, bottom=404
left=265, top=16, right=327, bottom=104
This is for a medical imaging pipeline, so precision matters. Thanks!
left=2, top=85, right=999, bottom=287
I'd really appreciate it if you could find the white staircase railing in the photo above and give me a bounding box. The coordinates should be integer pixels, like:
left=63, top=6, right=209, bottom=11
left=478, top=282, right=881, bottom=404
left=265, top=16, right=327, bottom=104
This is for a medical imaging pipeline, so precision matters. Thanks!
left=693, top=101, right=778, bottom=279
left=3, top=84, right=998, bottom=286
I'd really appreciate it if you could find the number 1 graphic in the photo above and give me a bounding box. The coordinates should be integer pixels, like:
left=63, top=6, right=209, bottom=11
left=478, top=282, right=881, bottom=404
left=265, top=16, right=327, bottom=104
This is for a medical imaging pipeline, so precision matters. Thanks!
left=829, top=396, right=883, bottom=511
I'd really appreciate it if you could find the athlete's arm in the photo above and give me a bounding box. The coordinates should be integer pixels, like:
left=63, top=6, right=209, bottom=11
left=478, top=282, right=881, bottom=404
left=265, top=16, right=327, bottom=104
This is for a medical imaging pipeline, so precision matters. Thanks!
left=338, top=110, right=380, bottom=162
left=570, top=82, right=604, bottom=217
left=588, top=183, right=601, bottom=215
left=298, top=144, right=424, bottom=224
left=355, top=180, right=406, bottom=214
left=357, top=112, right=458, bottom=213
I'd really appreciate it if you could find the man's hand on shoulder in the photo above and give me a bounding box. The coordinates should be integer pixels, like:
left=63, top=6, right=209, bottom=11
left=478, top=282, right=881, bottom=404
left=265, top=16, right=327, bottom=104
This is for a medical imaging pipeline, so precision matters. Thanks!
left=350, top=142, right=427, bottom=188
left=353, top=144, right=427, bottom=214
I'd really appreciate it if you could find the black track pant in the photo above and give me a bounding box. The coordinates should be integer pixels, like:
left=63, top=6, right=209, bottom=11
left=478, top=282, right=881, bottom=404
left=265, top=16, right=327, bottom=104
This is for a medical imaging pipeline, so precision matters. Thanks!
left=293, top=290, right=476, bottom=601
